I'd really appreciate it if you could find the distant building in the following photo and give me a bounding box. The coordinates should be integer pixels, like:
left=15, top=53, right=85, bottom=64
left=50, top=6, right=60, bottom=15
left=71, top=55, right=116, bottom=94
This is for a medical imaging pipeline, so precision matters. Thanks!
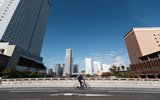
left=55, top=64, right=64, bottom=77
left=101, top=64, right=110, bottom=72
left=93, top=61, right=102, bottom=75
left=64, top=48, right=73, bottom=76
left=60, top=64, right=64, bottom=76
left=124, top=27, right=160, bottom=76
left=47, top=68, right=53, bottom=76
left=73, top=64, right=79, bottom=74
left=85, top=58, right=93, bottom=75
left=0, top=0, right=51, bottom=72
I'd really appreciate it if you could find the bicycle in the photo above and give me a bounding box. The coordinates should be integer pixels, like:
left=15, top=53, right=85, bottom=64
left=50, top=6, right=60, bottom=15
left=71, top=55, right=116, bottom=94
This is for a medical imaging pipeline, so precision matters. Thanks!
left=74, top=81, right=90, bottom=90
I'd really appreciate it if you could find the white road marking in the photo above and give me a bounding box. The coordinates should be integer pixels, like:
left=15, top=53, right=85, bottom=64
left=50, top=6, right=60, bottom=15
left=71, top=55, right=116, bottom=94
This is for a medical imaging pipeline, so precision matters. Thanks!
left=109, top=91, right=160, bottom=94
left=9, top=90, right=58, bottom=93
left=50, top=94, right=59, bottom=96
left=63, top=93, right=73, bottom=96
left=50, top=93, right=113, bottom=97
left=9, top=99, right=42, bottom=100
left=85, top=94, right=113, bottom=96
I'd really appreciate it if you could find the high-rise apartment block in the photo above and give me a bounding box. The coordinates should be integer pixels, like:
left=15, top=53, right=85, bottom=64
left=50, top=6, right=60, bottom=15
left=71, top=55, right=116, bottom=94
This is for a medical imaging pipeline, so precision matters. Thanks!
left=85, top=58, right=93, bottom=75
left=124, top=27, right=160, bottom=76
left=93, top=61, right=102, bottom=74
left=55, top=64, right=64, bottom=77
left=64, top=48, right=73, bottom=76
left=0, top=0, right=51, bottom=72
left=47, top=68, right=53, bottom=76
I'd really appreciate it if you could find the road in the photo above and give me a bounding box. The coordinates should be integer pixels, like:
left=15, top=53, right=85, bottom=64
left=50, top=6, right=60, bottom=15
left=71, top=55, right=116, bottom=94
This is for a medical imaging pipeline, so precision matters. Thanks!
left=0, top=87, right=160, bottom=100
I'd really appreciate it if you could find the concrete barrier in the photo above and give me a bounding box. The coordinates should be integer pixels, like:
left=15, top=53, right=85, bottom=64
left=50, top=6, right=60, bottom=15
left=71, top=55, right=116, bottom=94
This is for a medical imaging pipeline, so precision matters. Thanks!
left=0, top=78, right=160, bottom=88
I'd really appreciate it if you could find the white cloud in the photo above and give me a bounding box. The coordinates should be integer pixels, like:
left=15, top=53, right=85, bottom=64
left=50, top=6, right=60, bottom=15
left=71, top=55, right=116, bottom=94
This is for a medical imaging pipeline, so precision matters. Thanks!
left=89, top=51, right=130, bottom=67
left=113, top=56, right=129, bottom=67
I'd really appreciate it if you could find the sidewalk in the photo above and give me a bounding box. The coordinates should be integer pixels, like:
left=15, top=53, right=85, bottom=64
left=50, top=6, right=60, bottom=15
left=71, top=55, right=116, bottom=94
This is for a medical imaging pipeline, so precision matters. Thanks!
left=1, top=83, right=160, bottom=89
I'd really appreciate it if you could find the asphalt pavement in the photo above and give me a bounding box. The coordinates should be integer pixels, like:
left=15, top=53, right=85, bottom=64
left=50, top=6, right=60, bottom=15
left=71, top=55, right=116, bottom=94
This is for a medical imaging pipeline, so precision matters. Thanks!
left=0, top=87, right=160, bottom=100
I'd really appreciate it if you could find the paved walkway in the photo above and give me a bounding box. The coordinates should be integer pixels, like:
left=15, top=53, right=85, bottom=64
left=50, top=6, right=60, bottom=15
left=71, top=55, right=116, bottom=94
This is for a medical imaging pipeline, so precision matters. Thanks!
left=1, top=83, right=160, bottom=88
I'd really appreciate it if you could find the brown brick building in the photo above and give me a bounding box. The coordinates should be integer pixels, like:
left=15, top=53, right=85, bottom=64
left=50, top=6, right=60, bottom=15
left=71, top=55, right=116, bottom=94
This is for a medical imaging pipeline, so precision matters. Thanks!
left=124, top=27, right=160, bottom=77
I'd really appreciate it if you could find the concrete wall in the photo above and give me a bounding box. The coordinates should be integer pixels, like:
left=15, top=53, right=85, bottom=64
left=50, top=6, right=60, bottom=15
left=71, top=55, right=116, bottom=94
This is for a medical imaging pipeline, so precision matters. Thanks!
left=1, top=78, right=160, bottom=88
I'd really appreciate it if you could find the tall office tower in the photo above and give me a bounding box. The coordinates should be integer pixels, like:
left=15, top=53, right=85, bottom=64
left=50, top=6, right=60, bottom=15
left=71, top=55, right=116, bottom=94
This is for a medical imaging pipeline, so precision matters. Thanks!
left=124, top=27, right=160, bottom=76
left=0, top=0, right=51, bottom=72
left=93, top=61, right=102, bottom=74
left=85, top=58, right=93, bottom=75
left=64, top=48, right=73, bottom=76
left=73, top=64, right=79, bottom=74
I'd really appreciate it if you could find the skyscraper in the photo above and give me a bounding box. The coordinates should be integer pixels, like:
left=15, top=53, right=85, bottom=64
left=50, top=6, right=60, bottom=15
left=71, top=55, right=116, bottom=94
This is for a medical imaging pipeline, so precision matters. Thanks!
left=64, top=48, right=73, bottom=76
left=0, top=0, right=51, bottom=71
left=85, top=58, right=93, bottom=75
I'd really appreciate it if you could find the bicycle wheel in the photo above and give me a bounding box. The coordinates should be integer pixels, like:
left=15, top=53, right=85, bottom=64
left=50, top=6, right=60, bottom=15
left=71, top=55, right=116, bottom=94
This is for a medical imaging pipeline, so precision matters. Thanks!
left=83, top=82, right=90, bottom=90
left=74, top=83, right=80, bottom=90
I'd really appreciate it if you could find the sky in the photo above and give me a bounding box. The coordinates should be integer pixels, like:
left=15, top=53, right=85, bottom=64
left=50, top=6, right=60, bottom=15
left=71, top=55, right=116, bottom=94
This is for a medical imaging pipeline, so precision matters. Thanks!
left=41, top=0, right=160, bottom=71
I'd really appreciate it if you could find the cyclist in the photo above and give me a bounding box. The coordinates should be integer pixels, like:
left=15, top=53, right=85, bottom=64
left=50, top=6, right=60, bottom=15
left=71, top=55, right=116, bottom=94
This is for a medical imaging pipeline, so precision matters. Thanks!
left=77, top=74, right=85, bottom=89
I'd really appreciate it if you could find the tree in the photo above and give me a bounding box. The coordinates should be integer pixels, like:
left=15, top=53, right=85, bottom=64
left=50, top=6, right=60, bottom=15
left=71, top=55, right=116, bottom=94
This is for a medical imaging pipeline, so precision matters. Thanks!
left=109, top=68, right=114, bottom=75
left=2, top=68, right=16, bottom=78
left=1, top=68, right=45, bottom=78
left=0, top=64, right=5, bottom=71
left=0, top=64, right=5, bottom=76
left=117, top=66, right=121, bottom=77
left=121, top=66, right=125, bottom=71
left=86, top=74, right=91, bottom=77
left=127, top=67, right=130, bottom=71
left=110, top=66, right=117, bottom=76
left=112, top=66, right=117, bottom=72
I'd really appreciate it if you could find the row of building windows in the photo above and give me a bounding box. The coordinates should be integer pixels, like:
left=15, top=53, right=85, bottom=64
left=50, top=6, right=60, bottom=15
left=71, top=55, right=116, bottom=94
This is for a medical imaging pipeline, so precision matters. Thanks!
left=2, top=0, right=42, bottom=50
left=153, top=33, right=160, bottom=47
left=0, top=0, right=14, bottom=22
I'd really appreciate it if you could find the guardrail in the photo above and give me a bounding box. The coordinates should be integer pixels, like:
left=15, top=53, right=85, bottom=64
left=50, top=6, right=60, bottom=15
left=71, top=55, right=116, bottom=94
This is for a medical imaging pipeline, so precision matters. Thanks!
left=1, top=78, right=160, bottom=82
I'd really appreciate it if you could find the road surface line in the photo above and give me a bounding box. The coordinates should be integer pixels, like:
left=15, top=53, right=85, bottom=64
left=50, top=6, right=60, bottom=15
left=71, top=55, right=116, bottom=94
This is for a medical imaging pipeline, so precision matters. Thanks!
left=50, top=94, right=59, bottom=96
left=63, top=93, right=73, bottom=96
left=50, top=93, right=113, bottom=97
left=9, top=90, right=57, bottom=93
left=109, top=91, right=160, bottom=94
left=9, top=99, right=42, bottom=100
left=85, top=94, right=113, bottom=97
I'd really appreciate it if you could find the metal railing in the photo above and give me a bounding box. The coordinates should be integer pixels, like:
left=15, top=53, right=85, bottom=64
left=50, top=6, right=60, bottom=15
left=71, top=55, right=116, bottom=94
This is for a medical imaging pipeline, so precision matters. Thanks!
left=1, top=78, right=160, bottom=82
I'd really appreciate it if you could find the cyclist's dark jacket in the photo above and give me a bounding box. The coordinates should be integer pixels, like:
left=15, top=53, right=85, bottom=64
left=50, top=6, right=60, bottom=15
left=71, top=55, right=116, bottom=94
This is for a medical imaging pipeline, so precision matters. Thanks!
left=77, top=75, right=84, bottom=82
